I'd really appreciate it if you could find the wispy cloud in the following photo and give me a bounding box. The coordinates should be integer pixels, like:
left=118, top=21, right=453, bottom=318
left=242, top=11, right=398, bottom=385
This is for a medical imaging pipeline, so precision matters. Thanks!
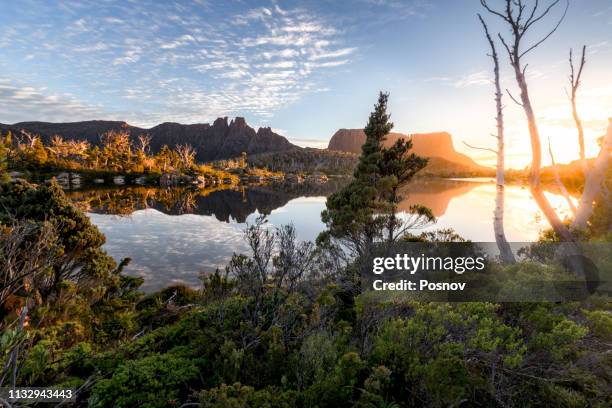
left=160, top=34, right=196, bottom=49
left=308, top=47, right=356, bottom=60
left=423, top=71, right=491, bottom=88
left=0, top=79, right=106, bottom=123
left=453, top=71, right=491, bottom=88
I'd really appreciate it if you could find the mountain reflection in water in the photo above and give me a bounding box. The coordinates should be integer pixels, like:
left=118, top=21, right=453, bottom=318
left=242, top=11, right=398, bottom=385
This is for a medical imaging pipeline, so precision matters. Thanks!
left=67, top=178, right=349, bottom=222
left=67, top=178, right=576, bottom=292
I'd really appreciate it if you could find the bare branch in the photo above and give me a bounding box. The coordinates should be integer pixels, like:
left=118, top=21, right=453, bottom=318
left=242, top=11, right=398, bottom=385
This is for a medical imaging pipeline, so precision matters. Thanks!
left=524, top=0, right=561, bottom=30
left=525, top=0, right=541, bottom=26
left=478, top=14, right=496, bottom=57
left=463, top=141, right=498, bottom=154
left=569, top=45, right=586, bottom=95
left=506, top=89, right=523, bottom=106
left=497, top=33, right=513, bottom=60
left=515, top=0, right=527, bottom=24
left=520, top=0, right=569, bottom=58
left=480, top=0, right=511, bottom=22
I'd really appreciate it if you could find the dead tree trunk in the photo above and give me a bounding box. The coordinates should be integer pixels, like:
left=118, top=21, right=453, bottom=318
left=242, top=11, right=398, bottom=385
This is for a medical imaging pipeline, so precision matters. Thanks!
left=513, top=66, right=575, bottom=242
left=479, top=14, right=515, bottom=263
left=539, top=46, right=586, bottom=217
left=569, top=46, right=588, bottom=175
left=548, top=136, right=577, bottom=214
left=572, top=120, right=612, bottom=230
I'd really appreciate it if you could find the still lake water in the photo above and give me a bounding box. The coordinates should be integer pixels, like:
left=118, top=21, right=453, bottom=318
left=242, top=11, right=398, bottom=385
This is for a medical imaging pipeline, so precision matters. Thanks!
left=67, top=178, right=576, bottom=291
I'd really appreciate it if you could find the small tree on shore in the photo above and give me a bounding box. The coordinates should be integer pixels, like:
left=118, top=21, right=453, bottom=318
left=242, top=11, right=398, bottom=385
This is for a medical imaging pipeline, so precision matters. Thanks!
left=319, top=92, right=432, bottom=258
left=175, top=144, right=196, bottom=170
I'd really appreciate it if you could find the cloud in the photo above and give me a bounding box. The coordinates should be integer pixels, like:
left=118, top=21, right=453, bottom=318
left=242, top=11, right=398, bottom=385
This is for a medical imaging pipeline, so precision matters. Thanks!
left=0, top=79, right=106, bottom=123
left=282, top=22, right=333, bottom=34
left=453, top=71, right=491, bottom=88
left=425, top=76, right=452, bottom=82
left=73, top=42, right=110, bottom=52
left=261, top=49, right=299, bottom=59
left=423, top=70, right=492, bottom=88
left=259, top=61, right=296, bottom=69
left=309, top=47, right=356, bottom=60
left=305, top=59, right=350, bottom=69
left=104, top=17, right=124, bottom=24
left=160, top=34, right=196, bottom=49
left=112, top=45, right=143, bottom=65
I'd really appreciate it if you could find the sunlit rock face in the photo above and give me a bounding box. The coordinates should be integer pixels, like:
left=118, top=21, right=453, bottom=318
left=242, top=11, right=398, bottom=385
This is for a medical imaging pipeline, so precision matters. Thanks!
left=328, top=129, right=487, bottom=171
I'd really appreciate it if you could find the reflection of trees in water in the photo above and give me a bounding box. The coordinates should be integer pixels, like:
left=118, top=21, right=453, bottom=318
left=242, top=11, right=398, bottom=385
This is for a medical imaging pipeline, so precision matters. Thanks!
left=65, top=180, right=352, bottom=222
left=67, top=185, right=230, bottom=216
left=66, top=178, right=504, bottom=222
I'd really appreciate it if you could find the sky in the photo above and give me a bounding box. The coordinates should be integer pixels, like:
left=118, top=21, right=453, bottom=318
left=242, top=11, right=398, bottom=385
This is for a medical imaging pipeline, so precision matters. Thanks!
left=0, top=0, right=611, bottom=168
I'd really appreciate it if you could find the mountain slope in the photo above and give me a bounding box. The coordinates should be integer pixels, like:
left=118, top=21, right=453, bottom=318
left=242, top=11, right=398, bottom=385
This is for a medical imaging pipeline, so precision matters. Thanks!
left=0, top=117, right=297, bottom=162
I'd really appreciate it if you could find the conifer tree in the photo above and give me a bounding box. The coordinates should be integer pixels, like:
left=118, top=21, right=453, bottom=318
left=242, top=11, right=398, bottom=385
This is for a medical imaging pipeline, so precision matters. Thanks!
left=320, top=92, right=432, bottom=257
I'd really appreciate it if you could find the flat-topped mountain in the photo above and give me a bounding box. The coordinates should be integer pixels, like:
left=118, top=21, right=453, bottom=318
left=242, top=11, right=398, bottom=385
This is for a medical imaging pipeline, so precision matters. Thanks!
left=0, top=117, right=297, bottom=162
left=328, top=129, right=488, bottom=173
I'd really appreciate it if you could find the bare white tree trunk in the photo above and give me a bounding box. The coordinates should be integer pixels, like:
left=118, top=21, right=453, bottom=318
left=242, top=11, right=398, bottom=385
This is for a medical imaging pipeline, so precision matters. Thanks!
left=478, top=14, right=515, bottom=263
left=572, top=119, right=612, bottom=230
left=547, top=137, right=577, bottom=214
left=569, top=46, right=588, bottom=175
left=515, top=72, right=575, bottom=242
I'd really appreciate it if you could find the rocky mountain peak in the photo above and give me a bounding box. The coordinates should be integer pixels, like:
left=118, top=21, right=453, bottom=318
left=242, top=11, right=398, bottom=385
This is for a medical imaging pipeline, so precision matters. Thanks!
left=231, top=117, right=248, bottom=129
left=256, top=127, right=273, bottom=137
left=213, top=117, right=229, bottom=128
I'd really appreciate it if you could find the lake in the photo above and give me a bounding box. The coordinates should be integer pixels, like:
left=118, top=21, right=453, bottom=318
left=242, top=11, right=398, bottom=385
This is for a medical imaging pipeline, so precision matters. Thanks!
left=67, top=178, right=576, bottom=291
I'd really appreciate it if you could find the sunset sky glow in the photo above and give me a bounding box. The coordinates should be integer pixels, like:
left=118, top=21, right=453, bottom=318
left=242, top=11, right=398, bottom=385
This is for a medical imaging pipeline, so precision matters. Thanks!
left=0, top=0, right=611, bottom=169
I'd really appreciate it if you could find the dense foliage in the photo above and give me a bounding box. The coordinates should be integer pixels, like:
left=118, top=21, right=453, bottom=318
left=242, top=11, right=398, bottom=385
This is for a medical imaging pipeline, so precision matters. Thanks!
left=3, top=129, right=194, bottom=174
left=0, top=129, right=258, bottom=187
left=0, top=180, right=142, bottom=393
left=248, top=148, right=359, bottom=175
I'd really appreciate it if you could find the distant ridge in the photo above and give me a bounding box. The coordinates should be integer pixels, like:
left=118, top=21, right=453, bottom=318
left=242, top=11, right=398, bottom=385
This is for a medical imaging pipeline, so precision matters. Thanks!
left=0, top=117, right=297, bottom=162
left=327, top=129, right=489, bottom=173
